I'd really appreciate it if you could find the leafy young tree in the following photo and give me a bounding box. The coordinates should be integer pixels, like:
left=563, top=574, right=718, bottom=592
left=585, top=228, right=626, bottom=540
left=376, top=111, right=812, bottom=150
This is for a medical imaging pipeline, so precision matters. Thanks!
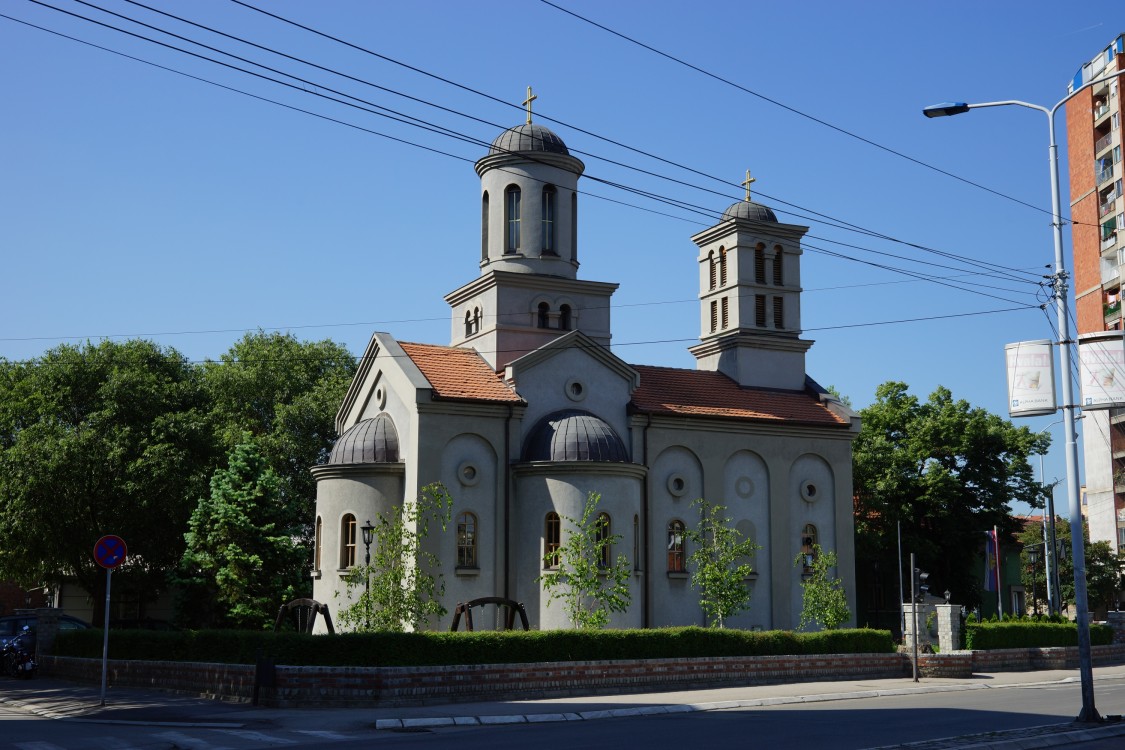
left=1017, top=519, right=1123, bottom=613
left=686, top=498, right=759, bottom=628
left=179, top=438, right=305, bottom=629
left=796, top=545, right=850, bottom=630
left=539, top=492, right=631, bottom=629
left=853, top=382, right=1047, bottom=613
left=337, top=483, right=453, bottom=632
left=0, top=340, right=214, bottom=622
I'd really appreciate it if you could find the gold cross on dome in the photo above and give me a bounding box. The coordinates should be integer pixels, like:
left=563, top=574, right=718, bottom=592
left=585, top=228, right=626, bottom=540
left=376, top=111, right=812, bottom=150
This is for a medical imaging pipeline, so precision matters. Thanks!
left=523, top=85, right=537, bottom=125
left=742, top=169, right=756, bottom=201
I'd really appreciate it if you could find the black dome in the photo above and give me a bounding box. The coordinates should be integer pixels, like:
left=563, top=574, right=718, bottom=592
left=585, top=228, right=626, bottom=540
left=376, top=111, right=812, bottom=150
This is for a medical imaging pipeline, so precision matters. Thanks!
left=329, top=414, right=399, bottom=464
left=722, top=200, right=778, bottom=223
left=490, top=124, right=570, bottom=156
left=524, top=410, right=628, bottom=462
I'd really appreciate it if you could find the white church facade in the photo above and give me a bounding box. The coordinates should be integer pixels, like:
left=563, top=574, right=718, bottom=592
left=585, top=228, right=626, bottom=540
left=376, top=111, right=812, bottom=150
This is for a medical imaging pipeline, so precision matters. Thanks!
left=311, top=110, right=860, bottom=631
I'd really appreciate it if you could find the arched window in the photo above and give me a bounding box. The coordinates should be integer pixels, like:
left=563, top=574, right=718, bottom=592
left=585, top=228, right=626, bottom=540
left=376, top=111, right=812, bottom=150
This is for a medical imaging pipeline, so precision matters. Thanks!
left=538, top=302, right=550, bottom=329
left=719, top=246, right=727, bottom=286
left=773, top=246, right=783, bottom=285
left=314, top=516, right=323, bottom=572
left=667, top=520, right=686, bottom=572
left=464, top=310, right=473, bottom=338
left=340, top=513, right=357, bottom=568
left=710, top=300, right=718, bottom=333
left=545, top=512, right=561, bottom=568
left=801, top=524, right=818, bottom=571
left=542, top=185, right=557, bottom=254
left=559, top=304, right=572, bottom=331
left=481, top=191, right=489, bottom=261
left=633, top=514, right=640, bottom=571
left=457, top=512, right=478, bottom=569
left=473, top=307, right=482, bottom=334
left=571, top=193, right=578, bottom=261
left=505, top=185, right=521, bottom=253
left=708, top=250, right=716, bottom=290
left=755, top=244, right=766, bottom=284
left=596, top=512, right=611, bottom=568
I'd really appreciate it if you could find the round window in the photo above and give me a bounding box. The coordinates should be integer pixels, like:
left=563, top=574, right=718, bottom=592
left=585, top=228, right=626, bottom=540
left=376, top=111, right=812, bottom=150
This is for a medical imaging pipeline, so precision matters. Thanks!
left=800, top=482, right=818, bottom=503
left=374, top=381, right=387, bottom=410
left=458, top=461, right=480, bottom=487
left=736, top=476, right=754, bottom=499
left=667, top=473, right=688, bottom=498
left=565, top=378, right=586, bottom=402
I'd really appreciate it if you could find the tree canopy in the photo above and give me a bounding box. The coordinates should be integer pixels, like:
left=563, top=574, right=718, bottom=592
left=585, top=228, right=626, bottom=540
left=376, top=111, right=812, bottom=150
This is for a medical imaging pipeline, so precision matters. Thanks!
left=853, top=382, right=1048, bottom=610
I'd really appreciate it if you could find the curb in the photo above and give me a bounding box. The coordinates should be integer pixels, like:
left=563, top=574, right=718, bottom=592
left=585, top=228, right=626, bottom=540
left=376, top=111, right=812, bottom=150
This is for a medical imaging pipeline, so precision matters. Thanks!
left=0, top=696, right=245, bottom=728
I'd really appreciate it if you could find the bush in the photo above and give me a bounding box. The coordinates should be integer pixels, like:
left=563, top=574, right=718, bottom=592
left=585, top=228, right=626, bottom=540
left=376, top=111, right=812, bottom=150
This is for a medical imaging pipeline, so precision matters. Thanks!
left=53, top=626, right=895, bottom=667
left=964, top=620, right=1113, bottom=650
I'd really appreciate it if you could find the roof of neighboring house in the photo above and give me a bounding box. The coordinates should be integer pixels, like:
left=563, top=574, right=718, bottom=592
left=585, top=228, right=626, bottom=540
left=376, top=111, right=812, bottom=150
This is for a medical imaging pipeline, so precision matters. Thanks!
left=399, top=342, right=523, bottom=404
left=630, top=364, right=849, bottom=427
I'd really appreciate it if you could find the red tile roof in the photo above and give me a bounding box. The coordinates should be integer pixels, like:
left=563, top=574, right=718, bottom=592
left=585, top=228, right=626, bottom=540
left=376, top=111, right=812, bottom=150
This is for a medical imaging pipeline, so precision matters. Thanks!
left=399, top=342, right=523, bottom=404
left=630, top=365, right=848, bottom=426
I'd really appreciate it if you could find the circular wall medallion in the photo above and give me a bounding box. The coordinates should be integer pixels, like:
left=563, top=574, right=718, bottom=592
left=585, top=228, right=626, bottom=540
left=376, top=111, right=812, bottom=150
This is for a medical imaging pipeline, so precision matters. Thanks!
left=667, top=473, right=688, bottom=497
left=374, top=379, right=387, bottom=410
left=800, top=482, right=818, bottom=503
left=735, top=476, right=754, bottom=499
left=458, top=461, right=480, bottom=487
left=565, top=378, right=586, bottom=402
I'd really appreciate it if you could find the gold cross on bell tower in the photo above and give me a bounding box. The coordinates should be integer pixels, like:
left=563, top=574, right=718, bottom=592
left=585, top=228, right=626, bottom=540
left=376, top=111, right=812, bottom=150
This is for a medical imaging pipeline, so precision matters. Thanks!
left=741, top=169, right=756, bottom=201
left=523, top=85, right=537, bottom=125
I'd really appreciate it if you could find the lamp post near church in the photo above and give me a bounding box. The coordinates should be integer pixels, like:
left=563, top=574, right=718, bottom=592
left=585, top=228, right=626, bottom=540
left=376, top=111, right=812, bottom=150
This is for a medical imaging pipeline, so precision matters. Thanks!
left=361, top=520, right=375, bottom=628
left=923, top=66, right=1125, bottom=724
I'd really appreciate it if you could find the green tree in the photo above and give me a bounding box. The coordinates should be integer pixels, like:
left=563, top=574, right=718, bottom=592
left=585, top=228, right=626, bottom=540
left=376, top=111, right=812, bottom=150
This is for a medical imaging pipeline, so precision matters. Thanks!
left=853, top=382, right=1046, bottom=613
left=1018, top=519, right=1123, bottom=613
left=201, top=331, right=356, bottom=544
left=0, top=340, right=214, bottom=621
left=686, top=498, right=759, bottom=628
left=336, top=483, right=453, bottom=632
left=796, top=545, right=850, bottom=630
left=539, top=492, right=631, bottom=629
left=179, top=438, right=305, bottom=629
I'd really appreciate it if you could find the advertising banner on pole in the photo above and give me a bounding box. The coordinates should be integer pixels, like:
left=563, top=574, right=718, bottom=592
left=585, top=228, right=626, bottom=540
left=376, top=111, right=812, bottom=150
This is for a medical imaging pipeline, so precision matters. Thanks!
left=1079, top=332, right=1125, bottom=410
left=1005, top=340, right=1057, bottom=418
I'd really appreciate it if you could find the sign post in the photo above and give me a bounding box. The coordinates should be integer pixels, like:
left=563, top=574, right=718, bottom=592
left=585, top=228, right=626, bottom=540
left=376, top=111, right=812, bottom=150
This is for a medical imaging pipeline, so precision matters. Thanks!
left=93, top=535, right=127, bottom=707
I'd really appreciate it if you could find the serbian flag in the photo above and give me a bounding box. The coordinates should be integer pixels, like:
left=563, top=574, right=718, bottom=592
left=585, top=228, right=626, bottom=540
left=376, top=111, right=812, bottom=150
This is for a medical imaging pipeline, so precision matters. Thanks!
left=984, top=528, right=1000, bottom=592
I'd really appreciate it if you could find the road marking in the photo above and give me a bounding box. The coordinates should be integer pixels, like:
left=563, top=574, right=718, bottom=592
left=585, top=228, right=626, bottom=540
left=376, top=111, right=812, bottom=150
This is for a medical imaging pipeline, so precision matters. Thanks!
left=152, top=731, right=232, bottom=750
left=217, top=730, right=298, bottom=745
left=292, top=730, right=351, bottom=739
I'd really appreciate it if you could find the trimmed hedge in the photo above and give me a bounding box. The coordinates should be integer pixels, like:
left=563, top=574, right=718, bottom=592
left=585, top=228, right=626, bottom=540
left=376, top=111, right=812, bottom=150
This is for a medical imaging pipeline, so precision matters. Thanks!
left=964, top=621, right=1114, bottom=650
left=54, top=627, right=895, bottom=667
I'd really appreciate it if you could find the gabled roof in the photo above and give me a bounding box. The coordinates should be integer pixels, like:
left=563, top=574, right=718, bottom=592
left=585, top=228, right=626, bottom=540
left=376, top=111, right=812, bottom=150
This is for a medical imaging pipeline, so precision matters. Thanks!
left=630, top=365, right=848, bottom=426
left=399, top=342, right=524, bottom=404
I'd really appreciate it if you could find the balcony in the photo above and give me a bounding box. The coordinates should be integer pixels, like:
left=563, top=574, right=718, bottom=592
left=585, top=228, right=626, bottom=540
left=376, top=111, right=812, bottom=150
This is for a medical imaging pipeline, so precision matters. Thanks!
left=1103, top=263, right=1121, bottom=286
left=1104, top=231, right=1119, bottom=250
left=1106, top=300, right=1122, bottom=323
left=1096, top=131, right=1116, bottom=154
left=1099, top=165, right=1117, bottom=185
left=1095, top=101, right=1112, bottom=120
left=1102, top=200, right=1119, bottom=218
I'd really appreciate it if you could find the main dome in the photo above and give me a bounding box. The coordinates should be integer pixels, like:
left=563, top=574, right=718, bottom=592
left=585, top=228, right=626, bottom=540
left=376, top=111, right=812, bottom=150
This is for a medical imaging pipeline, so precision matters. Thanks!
left=328, top=414, right=399, bottom=464
left=722, top=199, right=778, bottom=223
left=490, top=123, right=570, bottom=156
left=524, top=410, right=628, bottom=462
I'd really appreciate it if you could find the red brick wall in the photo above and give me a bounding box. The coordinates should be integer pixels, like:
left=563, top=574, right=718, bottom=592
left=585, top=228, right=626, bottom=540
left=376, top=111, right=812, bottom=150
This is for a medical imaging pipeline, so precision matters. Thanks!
left=1067, top=87, right=1103, bottom=334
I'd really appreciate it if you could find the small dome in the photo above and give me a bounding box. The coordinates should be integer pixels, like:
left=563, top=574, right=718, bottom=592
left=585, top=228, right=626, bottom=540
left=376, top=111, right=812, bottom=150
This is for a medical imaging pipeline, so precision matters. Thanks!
left=722, top=200, right=778, bottom=223
left=329, top=414, right=399, bottom=464
left=490, top=124, right=570, bottom=156
left=524, top=410, right=628, bottom=462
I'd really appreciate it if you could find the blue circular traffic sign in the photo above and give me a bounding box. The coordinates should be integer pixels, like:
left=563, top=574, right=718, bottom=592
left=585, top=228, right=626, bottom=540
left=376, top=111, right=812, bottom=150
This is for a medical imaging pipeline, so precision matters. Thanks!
left=93, top=535, right=127, bottom=569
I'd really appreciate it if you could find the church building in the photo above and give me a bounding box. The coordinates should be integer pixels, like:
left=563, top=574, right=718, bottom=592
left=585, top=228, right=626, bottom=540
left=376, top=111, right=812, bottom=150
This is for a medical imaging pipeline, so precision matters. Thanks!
left=311, top=102, right=860, bottom=631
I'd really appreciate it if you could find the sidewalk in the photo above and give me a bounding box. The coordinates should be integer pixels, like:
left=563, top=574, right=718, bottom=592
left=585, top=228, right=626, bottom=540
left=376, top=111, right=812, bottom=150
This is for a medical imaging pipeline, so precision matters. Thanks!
left=3, top=667, right=1125, bottom=749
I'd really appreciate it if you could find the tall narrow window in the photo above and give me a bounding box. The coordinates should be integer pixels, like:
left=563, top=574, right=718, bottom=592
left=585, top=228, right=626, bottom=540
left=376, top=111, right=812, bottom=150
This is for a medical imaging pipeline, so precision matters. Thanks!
left=755, top=245, right=766, bottom=283
left=538, top=302, right=550, bottom=329
left=596, top=513, right=612, bottom=568
left=340, top=514, right=357, bottom=568
left=710, top=300, right=718, bottom=333
left=721, top=296, right=729, bottom=329
left=457, top=512, right=478, bottom=569
left=545, top=512, right=561, bottom=568
left=481, top=191, right=489, bottom=261
left=773, top=246, right=783, bottom=285
left=633, top=514, right=640, bottom=571
left=801, top=524, right=818, bottom=571
left=473, top=307, right=482, bottom=334
left=314, top=516, right=323, bottom=572
left=464, top=310, right=473, bottom=338
left=719, top=246, right=727, bottom=286
left=667, top=520, right=685, bottom=572
left=755, top=295, right=766, bottom=327
left=559, top=304, right=572, bottom=331
left=708, top=251, right=716, bottom=290
left=773, top=296, right=784, bottom=329
left=542, top=185, right=557, bottom=254
left=571, top=193, right=578, bottom=262
left=505, top=185, right=521, bottom=253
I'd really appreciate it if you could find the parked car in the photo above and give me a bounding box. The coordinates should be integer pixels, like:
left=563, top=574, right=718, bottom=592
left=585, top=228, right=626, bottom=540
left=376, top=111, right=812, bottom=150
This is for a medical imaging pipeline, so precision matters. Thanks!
left=0, top=613, right=91, bottom=650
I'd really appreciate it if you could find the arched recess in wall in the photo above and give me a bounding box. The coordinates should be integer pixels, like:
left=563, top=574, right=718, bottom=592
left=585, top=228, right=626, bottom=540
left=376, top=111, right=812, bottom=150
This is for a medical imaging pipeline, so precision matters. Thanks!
left=722, top=450, right=771, bottom=600
left=441, top=433, right=500, bottom=575
left=788, top=453, right=836, bottom=554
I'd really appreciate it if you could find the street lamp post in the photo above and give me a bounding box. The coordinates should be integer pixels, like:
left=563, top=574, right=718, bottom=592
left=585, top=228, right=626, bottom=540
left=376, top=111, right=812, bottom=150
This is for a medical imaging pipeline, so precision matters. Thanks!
left=924, top=67, right=1125, bottom=723
left=1025, top=544, right=1042, bottom=614
left=1035, top=418, right=1065, bottom=615
left=361, top=520, right=375, bottom=627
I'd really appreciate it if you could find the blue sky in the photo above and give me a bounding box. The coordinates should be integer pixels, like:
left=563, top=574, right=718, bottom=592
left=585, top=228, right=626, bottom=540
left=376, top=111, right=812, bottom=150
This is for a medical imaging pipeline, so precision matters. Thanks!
left=2, top=1, right=1121, bottom=510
